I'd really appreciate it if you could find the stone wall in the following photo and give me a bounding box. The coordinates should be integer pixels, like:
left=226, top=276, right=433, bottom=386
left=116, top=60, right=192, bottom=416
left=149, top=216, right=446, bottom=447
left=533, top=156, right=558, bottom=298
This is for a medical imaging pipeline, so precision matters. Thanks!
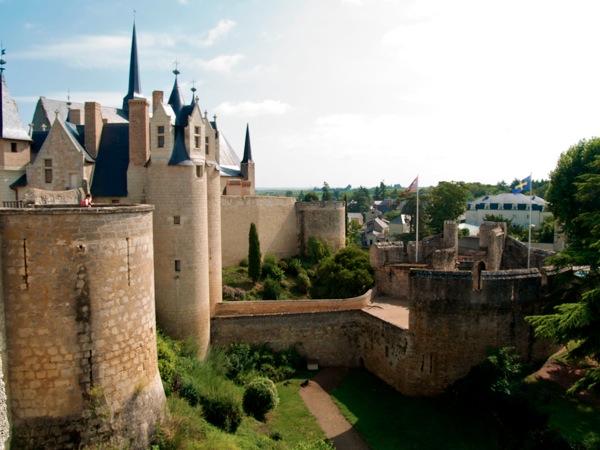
left=407, top=268, right=555, bottom=395
left=215, top=290, right=372, bottom=317
left=296, top=201, right=346, bottom=256
left=212, top=310, right=365, bottom=367
left=0, top=205, right=165, bottom=449
left=221, top=196, right=298, bottom=267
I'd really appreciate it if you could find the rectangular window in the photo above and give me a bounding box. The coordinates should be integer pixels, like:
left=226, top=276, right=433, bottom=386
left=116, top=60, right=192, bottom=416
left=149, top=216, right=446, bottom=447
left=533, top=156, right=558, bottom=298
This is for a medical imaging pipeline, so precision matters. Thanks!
left=205, top=137, right=209, bottom=154
left=196, top=165, right=203, bottom=178
left=44, top=159, right=52, bottom=183
left=174, top=260, right=181, bottom=272
left=194, top=136, right=200, bottom=148
left=111, top=199, right=120, bottom=204
left=10, top=142, right=17, bottom=153
left=158, top=135, right=165, bottom=148
left=173, top=216, right=181, bottom=225
left=194, top=126, right=200, bottom=135
left=157, top=126, right=165, bottom=134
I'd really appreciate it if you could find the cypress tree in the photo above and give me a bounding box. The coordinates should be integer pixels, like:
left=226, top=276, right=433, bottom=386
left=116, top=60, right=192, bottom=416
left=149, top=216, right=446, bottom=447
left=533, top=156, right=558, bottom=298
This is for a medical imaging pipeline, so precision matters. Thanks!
left=248, top=222, right=261, bottom=283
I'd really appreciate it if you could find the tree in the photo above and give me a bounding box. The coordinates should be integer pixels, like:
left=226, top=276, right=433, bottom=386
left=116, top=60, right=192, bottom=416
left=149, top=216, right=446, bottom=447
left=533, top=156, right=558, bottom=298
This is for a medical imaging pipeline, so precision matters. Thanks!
left=348, top=186, right=371, bottom=214
left=321, top=182, right=332, bottom=201
left=310, top=246, right=374, bottom=299
left=378, top=181, right=387, bottom=200
left=526, top=138, right=600, bottom=395
left=248, top=223, right=261, bottom=283
left=303, top=191, right=319, bottom=202
left=426, top=181, right=468, bottom=235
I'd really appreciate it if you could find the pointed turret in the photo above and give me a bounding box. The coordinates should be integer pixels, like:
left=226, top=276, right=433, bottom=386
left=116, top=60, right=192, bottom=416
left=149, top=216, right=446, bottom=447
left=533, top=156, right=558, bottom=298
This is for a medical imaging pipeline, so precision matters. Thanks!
left=0, top=47, right=31, bottom=141
left=240, top=123, right=255, bottom=195
left=241, top=124, right=253, bottom=163
left=168, top=67, right=185, bottom=121
left=122, top=23, right=142, bottom=112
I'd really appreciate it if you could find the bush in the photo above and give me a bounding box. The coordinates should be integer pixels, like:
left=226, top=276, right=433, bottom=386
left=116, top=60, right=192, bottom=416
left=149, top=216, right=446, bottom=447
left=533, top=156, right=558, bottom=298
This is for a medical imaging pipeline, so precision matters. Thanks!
left=310, top=246, right=374, bottom=299
left=156, top=332, right=181, bottom=395
left=296, top=271, right=311, bottom=294
left=223, top=285, right=246, bottom=301
left=224, top=344, right=303, bottom=384
left=262, top=255, right=285, bottom=281
left=202, top=393, right=243, bottom=433
left=242, top=377, right=279, bottom=420
left=287, top=258, right=303, bottom=276
left=306, top=237, right=332, bottom=264
left=262, top=277, right=282, bottom=300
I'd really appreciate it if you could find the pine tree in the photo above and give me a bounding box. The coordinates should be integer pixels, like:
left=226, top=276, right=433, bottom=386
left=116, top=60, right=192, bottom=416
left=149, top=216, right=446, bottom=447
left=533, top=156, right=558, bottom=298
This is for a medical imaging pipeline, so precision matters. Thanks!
left=526, top=139, right=600, bottom=395
left=248, top=223, right=261, bottom=283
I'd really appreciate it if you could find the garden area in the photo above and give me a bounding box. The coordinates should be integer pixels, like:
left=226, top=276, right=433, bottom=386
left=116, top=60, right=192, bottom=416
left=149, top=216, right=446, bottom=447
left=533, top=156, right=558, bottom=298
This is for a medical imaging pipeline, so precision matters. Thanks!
left=222, top=235, right=374, bottom=301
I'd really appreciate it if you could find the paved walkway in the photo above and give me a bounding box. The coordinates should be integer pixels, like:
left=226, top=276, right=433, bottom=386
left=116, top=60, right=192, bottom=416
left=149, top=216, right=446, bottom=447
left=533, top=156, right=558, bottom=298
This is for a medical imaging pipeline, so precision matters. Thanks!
left=363, top=296, right=410, bottom=329
left=299, top=368, right=370, bottom=450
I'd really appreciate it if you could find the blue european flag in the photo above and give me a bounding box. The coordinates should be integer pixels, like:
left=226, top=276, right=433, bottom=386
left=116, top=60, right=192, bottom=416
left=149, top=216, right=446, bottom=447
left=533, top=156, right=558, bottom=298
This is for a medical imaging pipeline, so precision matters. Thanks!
left=512, top=175, right=531, bottom=194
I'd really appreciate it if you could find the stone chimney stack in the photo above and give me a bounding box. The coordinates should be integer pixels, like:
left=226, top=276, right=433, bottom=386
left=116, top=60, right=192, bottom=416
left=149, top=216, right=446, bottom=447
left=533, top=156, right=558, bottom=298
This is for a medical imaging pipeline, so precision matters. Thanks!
left=84, top=102, right=103, bottom=158
left=152, top=91, right=163, bottom=114
left=128, top=98, right=150, bottom=166
left=69, top=109, right=84, bottom=125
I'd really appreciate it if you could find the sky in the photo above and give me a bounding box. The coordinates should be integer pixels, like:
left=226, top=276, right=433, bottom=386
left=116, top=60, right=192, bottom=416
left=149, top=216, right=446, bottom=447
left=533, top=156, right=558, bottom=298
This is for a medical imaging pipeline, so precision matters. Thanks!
left=2, top=0, right=600, bottom=190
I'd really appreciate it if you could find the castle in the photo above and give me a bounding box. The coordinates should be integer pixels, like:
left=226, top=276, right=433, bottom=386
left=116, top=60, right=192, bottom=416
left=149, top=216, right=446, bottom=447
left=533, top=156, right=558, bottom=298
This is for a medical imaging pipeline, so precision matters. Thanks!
left=0, top=25, right=344, bottom=448
left=0, top=26, right=556, bottom=449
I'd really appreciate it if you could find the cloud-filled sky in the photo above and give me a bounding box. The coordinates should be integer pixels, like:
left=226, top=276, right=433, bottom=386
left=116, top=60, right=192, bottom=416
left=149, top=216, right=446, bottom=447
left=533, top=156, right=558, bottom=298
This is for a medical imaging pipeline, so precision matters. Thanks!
left=3, top=0, right=600, bottom=189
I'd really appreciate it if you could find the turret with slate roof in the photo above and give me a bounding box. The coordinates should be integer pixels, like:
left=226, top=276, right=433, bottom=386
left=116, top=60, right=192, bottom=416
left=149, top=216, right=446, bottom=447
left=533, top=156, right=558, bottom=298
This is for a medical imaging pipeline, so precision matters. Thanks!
left=240, top=124, right=255, bottom=195
left=122, top=23, right=143, bottom=112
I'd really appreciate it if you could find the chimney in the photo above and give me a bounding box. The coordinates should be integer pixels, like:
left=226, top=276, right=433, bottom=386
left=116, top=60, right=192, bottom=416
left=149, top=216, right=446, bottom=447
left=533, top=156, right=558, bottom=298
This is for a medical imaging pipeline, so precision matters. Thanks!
left=84, top=102, right=103, bottom=158
left=152, top=90, right=163, bottom=114
left=128, top=98, right=150, bottom=166
left=69, top=109, right=84, bottom=125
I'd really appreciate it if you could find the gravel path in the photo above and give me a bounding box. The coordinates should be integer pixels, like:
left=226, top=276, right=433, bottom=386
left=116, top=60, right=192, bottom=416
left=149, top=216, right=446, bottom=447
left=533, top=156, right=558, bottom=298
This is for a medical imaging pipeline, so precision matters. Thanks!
left=299, top=368, right=370, bottom=450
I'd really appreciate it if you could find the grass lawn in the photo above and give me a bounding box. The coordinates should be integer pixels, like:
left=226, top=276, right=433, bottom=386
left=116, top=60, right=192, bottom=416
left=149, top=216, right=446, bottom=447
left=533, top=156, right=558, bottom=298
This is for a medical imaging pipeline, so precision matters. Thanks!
left=329, top=369, right=501, bottom=450
left=525, top=377, right=600, bottom=449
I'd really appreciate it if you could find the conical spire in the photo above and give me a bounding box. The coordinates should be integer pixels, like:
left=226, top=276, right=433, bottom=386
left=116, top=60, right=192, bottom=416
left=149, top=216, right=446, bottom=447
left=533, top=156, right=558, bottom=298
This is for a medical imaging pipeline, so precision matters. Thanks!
left=122, top=23, right=142, bottom=112
left=168, top=65, right=185, bottom=121
left=0, top=47, right=31, bottom=141
left=241, top=124, right=253, bottom=163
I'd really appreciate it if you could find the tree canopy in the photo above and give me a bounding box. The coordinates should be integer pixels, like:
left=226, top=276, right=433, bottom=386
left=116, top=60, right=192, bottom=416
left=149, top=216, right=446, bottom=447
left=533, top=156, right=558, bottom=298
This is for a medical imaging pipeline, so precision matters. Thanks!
left=310, top=246, right=374, bottom=299
left=526, top=138, right=600, bottom=395
left=426, top=181, right=468, bottom=235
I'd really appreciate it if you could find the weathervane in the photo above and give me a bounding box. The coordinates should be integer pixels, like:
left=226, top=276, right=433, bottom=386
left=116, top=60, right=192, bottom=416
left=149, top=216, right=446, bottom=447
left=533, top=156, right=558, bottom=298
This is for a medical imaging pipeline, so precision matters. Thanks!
left=173, top=60, right=180, bottom=77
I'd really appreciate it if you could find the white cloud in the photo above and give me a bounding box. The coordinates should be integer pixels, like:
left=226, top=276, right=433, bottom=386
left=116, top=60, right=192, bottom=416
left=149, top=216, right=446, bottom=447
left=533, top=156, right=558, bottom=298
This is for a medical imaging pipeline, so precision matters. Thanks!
left=199, top=54, right=245, bottom=73
left=193, top=19, right=236, bottom=48
left=215, top=100, right=291, bottom=117
left=13, top=35, right=130, bottom=69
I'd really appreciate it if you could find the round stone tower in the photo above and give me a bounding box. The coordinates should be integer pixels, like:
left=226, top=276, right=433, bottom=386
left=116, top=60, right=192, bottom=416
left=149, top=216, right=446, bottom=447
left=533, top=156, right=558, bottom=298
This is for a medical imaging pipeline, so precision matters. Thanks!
left=0, top=205, right=166, bottom=449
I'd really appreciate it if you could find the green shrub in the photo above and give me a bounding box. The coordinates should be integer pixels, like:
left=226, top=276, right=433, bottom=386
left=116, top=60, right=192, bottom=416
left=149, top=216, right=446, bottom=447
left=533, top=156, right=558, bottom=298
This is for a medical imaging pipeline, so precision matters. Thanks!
left=296, top=271, right=311, bottom=294
left=306, top=237, right=332, bottom=264
left=156, top=332, right=180, bottom=395
left=202, top=393, right=243, bottom=433
left=224, top=344, right=303, bottom=384
left=262, top=277, right=282, bottom=300
left=262, top=254, right=285, bottom=281
left=293, top=440, right=335, bottom=450
left=287, top=258, right=303, bottom=276
left=242, top=377, right=279, bottom=420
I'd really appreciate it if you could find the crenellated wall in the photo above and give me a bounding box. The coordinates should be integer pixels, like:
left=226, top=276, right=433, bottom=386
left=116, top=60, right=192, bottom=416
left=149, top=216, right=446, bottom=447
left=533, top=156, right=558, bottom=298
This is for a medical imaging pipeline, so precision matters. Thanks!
left=212, top=267, right=556, bottom=397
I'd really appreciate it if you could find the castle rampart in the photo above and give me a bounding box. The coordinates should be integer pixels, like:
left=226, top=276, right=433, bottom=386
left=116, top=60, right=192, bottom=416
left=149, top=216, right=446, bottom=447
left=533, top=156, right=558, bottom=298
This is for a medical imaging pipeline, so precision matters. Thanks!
left=0, top=205, right=165, bottom=449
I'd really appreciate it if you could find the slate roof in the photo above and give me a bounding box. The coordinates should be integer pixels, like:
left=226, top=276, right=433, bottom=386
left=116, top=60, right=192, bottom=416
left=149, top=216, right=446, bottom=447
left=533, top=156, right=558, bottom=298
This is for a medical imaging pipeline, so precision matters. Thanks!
left=32, top=97, right=128, bottom=132
left=122, top=23, right=143, bottom=112
left=1, top=74, right=32, bottom=141
left=219, top=132, right=242, bottom=177
left=90, top=123, right=129, bottom=197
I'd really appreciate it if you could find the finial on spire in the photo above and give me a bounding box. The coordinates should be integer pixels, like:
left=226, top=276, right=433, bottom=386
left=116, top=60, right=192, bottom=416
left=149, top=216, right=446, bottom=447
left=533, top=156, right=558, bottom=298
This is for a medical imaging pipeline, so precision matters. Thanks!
left=66, top=90, right=72, bottom=108
left=204, top=110, right=207, bottom=118
left=173, top=60, right=180, bottom=77
left=133, top=9, right=136, bottom=23
left=0, top=43, right=6, bottom=74
left=55, top=109, right=60, bottom=119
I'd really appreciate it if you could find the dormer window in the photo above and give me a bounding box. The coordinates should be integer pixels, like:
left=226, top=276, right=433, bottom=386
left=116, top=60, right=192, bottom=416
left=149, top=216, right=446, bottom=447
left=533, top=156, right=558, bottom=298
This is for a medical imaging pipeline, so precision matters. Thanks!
left=44, top=159, right=53, bottom=183
left=205, top=136, right=209, bottom=155
left=194, top=126, right=201, bottom=149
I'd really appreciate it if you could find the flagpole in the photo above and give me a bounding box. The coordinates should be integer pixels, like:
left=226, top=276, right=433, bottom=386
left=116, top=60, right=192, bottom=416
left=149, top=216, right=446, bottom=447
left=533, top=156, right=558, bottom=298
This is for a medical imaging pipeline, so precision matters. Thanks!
left=416, top=176, right=420, bottom=263
left=527, top=172, right=532, bottom=269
